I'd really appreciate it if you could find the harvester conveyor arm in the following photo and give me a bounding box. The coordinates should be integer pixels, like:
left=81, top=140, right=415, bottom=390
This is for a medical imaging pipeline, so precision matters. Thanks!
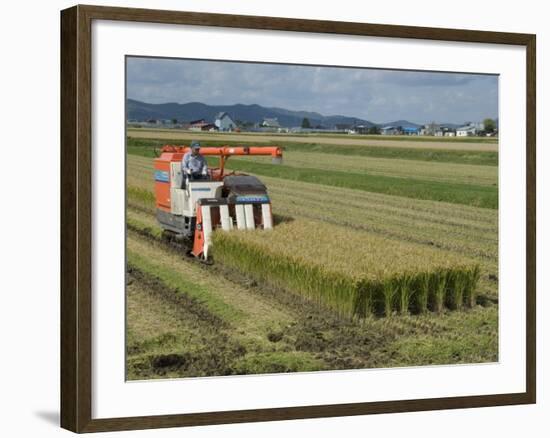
left=161, top=145, right=283, bottom=158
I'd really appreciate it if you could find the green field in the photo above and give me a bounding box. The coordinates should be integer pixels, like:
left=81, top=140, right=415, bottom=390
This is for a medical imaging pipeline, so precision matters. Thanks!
left=127, top=136, right=498, bottom=165
left=125, top=132, right=498, bottom=379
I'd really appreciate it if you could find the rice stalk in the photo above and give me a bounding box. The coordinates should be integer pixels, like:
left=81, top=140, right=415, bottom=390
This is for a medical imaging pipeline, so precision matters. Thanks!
left=354, top=280, right=375, bottom=318
left=430, top=270, right=447, bottom=313
left=445, top=269, right=467, bottom=310
left=398, top=274, right=415, bottom=314
left=382, top=279, right=399, bottom=317
left=413, top=272, right=430, bottom=314
left=463, top=265, right=481, bottom=307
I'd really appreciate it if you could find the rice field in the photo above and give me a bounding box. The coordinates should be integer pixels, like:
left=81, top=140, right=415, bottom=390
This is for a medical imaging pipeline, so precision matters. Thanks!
left=213, top=219, right=480, bottom=318
left=238, top=150, right=498, bottom=186
left=125, top=132, right=499, bottom=377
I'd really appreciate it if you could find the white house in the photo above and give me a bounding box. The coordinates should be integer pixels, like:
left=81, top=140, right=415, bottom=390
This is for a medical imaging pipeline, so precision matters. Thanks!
left=456, top=125, right=477, bottom=137
left=214, top=112, right=236, bottom=131
left=456, top=122, right=484, bottom=137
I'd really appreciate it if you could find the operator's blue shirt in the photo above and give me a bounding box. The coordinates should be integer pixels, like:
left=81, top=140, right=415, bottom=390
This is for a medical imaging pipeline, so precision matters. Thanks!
left=181, top=151, right=208, bottom=174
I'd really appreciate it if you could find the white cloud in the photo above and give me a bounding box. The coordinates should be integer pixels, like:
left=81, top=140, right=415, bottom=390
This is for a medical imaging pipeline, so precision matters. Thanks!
left=126, top=57, right=498, bottom=124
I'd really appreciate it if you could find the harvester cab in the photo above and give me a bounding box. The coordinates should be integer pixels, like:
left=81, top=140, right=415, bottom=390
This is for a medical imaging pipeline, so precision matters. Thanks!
left=154, top=145, right=283, bottom=260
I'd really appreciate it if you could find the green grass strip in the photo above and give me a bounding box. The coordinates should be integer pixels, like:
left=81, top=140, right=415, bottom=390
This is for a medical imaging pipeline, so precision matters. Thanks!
left=231, top=351, right=326, bottom=374
left=280, top=143, right=497, bottom=166
left=127, top=137, right=498, bottom=166
left=224, top=159, right=498, bottom=209
left=126, top=215, right=163, bottom=239
left=127, top=185, right=156, bottom=212
left=127, top=250, right=245, bottom=323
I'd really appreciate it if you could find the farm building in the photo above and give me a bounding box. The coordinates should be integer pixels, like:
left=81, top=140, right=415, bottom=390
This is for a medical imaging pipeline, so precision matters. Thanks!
left=261, top=118, right=281, bottom=128
left=434, top=125, right=457, bottom=137
left=189, top=119, right=217, bottom=131
left=457, top=122, right=484, bottom=136
left=456, top=125, right=477, bottom=136
left=420, top=122, right=440, bottom=136
left=380, top=126, right=400, bottom=135
left=189, top=118, right=206, bottom=127
left=214, top=112, right=236, bottom=131
left=402, top=126, right=420, bottom=135
left=335, top=123, right=353, bottom=131
left=352, top=124, right=371, bottom=134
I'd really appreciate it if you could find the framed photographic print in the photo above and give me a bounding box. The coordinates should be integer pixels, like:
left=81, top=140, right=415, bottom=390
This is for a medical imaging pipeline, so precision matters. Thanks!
left=60, top=4, right=536, bottom=433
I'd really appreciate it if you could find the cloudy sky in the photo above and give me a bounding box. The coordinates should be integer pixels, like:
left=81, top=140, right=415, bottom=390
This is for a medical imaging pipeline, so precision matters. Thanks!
left=126, top=57, right=498, bottom=124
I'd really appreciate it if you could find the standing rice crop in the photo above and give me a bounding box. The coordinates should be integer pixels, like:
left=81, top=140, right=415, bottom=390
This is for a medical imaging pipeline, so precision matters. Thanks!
left=463, top=265, right=481, bottom=308
left=445, top=269, right=467, bottom=310
left=413, top=273, right=431, bottom=314
left=212, top=218, right=480, bottom=319
left=430, top=270, right=448, bottom=313
left=382, top=279, right=399, bottom=317
left=398, top=274, right=414, bottom=314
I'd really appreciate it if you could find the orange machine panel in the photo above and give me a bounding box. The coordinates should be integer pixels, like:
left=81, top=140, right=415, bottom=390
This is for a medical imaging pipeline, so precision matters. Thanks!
left=154, top=153, right=176, bottom=212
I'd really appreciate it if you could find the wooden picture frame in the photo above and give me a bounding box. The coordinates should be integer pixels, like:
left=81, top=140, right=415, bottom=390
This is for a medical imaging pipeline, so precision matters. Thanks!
left=60, top=4, right=536, bottom=433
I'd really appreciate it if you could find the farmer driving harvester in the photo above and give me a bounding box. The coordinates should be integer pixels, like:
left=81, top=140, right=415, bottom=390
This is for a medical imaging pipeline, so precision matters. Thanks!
left=155, top=142, right=283, bottom=260
left=181, top=140, right=208, bottom=187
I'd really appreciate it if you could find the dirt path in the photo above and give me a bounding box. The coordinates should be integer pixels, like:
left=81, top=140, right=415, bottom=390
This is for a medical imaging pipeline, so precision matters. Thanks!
left=127, top=129, right=498, bottom=152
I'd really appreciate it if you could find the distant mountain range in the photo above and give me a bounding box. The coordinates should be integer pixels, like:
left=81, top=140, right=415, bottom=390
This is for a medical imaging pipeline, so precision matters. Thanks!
left=126, top=99, right=458, bottom=129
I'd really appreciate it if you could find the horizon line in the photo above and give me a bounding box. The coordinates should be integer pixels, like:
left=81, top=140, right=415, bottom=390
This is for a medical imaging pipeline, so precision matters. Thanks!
left=127, top=97, right=498, bottom=126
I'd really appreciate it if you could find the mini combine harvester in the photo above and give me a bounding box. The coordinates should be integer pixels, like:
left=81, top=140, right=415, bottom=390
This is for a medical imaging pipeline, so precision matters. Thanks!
left=154, top=145, right=283, bottom=261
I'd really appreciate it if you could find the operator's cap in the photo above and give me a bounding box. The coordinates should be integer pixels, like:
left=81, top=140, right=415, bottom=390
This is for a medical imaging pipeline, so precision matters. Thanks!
left=191, top=140, right=201, bottom=150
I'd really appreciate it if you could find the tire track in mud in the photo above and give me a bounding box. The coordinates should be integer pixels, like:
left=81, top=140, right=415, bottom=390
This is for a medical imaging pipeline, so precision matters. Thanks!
left=126, top=266, right=247, bottom=379
left=127, top=228, right=333, bottom=376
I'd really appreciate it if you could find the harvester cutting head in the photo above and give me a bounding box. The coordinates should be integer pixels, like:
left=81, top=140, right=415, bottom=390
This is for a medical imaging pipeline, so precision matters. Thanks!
left=153, top=144, right=283, bottom=260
